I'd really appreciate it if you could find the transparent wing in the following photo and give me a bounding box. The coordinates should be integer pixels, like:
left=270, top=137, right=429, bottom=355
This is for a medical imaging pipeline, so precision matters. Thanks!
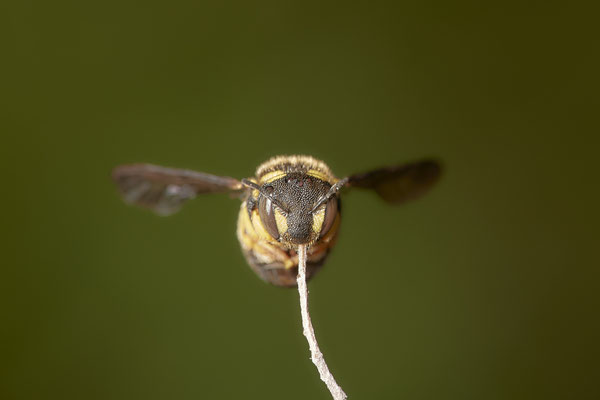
left=112, top=163, right=244, bottom=216
left=346, top=159, right=441, bottom=204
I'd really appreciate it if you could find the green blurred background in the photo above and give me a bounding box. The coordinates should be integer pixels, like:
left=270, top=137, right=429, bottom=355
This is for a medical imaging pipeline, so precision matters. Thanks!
left=2, top=1, right=598, bottom=399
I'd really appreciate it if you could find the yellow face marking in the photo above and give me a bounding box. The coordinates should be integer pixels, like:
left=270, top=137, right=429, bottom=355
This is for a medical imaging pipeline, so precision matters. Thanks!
left=259, top=170, right=287, bottom=184
left=312, top=207, right=325, bottom=235
left=274, top=208, right=288, bottom=235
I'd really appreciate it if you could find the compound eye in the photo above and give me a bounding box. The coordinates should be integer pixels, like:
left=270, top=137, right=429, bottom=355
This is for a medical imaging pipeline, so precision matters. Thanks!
left=258, top=187, right=280, bottom=240
left=320, top=197, right=338, bottom=237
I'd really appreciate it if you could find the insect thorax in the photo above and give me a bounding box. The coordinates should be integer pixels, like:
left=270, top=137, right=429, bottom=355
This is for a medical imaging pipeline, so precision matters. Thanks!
left=236, top=155, right=341, bottom=286
left=255, top=155, right=336, bottom=184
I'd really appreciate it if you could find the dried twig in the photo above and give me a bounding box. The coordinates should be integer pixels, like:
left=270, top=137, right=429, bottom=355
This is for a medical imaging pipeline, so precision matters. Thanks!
left=297, top=245, right=347, bottom=400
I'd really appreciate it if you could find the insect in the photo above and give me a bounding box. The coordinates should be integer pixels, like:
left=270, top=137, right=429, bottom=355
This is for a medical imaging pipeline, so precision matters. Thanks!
left=112, top=155, right=441, bottom=287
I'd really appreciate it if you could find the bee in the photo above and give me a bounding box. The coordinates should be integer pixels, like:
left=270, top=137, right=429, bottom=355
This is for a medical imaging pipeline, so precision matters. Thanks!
left=112, top=155, right=441, bottom=287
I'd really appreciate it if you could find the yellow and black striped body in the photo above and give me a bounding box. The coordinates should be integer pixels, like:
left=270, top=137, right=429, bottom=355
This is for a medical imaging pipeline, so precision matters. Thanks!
left=236, top=156, right=341, bottom=287
left=114, top=155, right=442, bottom=287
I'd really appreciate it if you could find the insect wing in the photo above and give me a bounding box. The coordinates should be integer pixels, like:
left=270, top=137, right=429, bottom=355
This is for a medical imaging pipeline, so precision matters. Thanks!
left=347, top=159, right=441, bottom=204
left=112, top=164, right=243, bottom=215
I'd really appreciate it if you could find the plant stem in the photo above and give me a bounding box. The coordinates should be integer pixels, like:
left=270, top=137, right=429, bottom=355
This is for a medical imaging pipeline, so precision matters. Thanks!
left=297, top=244, right=347, bottom=400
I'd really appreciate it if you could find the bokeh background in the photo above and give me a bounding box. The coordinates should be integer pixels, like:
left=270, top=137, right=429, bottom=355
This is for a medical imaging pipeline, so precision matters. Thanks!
left=2, top=1, right=598, bottom=399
